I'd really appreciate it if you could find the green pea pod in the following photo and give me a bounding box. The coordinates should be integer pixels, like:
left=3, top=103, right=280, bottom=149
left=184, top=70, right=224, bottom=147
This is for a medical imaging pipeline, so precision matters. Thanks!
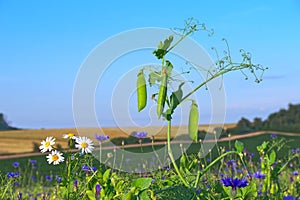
left=157, top=69, right=167, bottom=118
left=188, top=100, right=199, bottom=142
left=137, top=70, right=147, bottom=112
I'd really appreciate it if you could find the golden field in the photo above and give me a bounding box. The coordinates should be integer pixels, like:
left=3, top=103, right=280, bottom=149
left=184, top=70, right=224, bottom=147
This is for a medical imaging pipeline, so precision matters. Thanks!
left=0, top=124, right=236, bottom=155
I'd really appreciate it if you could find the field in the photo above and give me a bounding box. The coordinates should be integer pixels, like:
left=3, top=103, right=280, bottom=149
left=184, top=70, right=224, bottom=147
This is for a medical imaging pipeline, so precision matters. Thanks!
left=0, top=124, right=236, bottom=155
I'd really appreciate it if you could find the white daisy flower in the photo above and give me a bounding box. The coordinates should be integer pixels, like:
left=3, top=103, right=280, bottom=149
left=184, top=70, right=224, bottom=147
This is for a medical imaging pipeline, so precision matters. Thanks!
left=39, top=136, right=56, bottom=153
left=46, top=150, right=64, bottom=165
left=62, top=133, right=77, bottom=139
left=75, top=136, right=94, bottom=154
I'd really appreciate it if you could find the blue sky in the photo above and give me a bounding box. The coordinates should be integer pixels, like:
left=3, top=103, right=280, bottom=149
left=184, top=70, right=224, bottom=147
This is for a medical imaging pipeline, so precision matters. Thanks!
left=0, top=1, right=300, bottom=129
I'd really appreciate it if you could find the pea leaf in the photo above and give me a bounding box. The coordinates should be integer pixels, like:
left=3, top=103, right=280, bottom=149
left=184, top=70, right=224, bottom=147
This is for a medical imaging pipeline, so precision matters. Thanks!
left=269, top=150, right=276, bottom=165
left=148, top=71, right=161, bottom=86
left=152, top=35, right=174, bottom=59
left=235, top=140, right=244, bottom=153
left=132, top=178, right=152, bottom=190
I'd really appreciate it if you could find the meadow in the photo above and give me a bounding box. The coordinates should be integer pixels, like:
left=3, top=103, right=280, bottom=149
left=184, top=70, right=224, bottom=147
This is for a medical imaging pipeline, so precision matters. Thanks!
left=0, top=128, right=299, bottom=199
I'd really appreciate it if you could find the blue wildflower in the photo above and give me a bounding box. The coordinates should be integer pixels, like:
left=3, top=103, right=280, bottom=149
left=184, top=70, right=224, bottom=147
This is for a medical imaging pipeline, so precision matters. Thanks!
left=253, top=171, right=265, bottom=179
left=293, top=170, right=299, bottom=176
left=7, top=172, right=19, bottom=178
left=56, top=176, right=62, bottom=183
left=29, top=160, right=37, bottom=165
left=95, top=134, right=109, bottom=142
left=221, top=177, right=248, bottom=190
left=82, top=165, right=89, bottom=172
left=12, top=162, right=20, bottom=168
left=270, top=134, right=277, bottom=139
left=135, top=131, right=147, bottom=139
left=31, top=176, right=37, bottom=182
left=283, top=195, right=297, bottom=200
left=45, top=175, right=52, bottom=182
left=91, top=166, right=97, bottom=172
left=95, top=183, right=101, bottom=196
left=17, top=192, right=22, bottom=200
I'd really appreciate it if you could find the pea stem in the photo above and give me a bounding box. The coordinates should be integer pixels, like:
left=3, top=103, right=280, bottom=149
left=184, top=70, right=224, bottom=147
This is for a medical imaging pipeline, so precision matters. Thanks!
left=167, top=119, right=189, bottom=187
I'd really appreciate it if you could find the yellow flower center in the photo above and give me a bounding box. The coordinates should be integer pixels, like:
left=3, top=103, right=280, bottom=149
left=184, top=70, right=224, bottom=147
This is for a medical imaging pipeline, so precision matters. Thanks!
left=52, top=155, right=59, bottom=161
left=45, top=141, right=50, bottom=147
left=68, top=133, right=75, bottom=137
left=81, top=142, right=88, bottom=148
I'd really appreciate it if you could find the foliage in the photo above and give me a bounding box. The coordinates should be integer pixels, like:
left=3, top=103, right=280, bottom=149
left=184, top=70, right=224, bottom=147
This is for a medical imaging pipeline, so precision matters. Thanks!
left=227, top=103, right=300, bottom=134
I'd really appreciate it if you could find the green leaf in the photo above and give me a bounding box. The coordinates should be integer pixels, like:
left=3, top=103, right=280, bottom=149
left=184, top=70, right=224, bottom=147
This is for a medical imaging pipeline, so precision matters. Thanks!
left=103, top=169, right=111, bottom=183
left=235, top=140, right=244, bottom=153
left=132, top=178, right=152, bottom=190
left=180, top=154, right=188, bottom=169
left=165, top=60, right=173, bottom=76
left=139, top=190, right=151, bottom=200
left=257, top=141, right=269, bottom=151
left=169, top=82, right=184, bottom=113
left=269, top=150, right=276, bottom=165
left=148, top=71, right=161, bottom=86
left=86, top=190, right=96, bottom=200
left=152, top=35, right=174, bottom=59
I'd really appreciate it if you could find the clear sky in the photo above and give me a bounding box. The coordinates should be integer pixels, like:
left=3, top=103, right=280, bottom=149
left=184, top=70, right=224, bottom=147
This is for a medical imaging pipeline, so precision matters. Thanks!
left=0, top=1, right=300, bottom=129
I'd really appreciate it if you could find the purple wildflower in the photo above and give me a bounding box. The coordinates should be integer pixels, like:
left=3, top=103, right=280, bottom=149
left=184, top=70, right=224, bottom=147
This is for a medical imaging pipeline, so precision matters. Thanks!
left=29, top=160, right=37, bottom=165
left=31, top=176, right=37, bottom=182
left=12, top=162, right=20, bottom=168
left=45, top=175, right=52, bottom=182
left=293, top=170, right=299, bottom=176
left=56, top=176, right=62, bottom=183
left=95, top=183, right=101, bottom=196
left=253, top=171, right=266, bottom=179
left=221, top=177, right=248, bottom=190
left=135, top=131, right=147, bottom=139
left=270, top=134, right=277, bottom=139
left=17, top=192, right=22, bottom=200
left=7, top=172, right=20, bottom=178
left=91, top=166, right=97, bottom=172
left=283, top=195, right=297, bottom=200
left=82, top=165, right=89, bottom=172
left=95, top=134, right=109, bottom=142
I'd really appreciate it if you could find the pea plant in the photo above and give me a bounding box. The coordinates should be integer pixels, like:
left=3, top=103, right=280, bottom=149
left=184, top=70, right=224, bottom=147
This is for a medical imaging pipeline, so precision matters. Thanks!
left=136, top=18, right=267, bottom=188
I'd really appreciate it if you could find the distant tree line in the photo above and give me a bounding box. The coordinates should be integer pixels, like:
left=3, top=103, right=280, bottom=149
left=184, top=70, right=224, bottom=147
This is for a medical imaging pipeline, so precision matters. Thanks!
left=226, top=103, right=300, bottom=134
left=0, top=113, right=18, bottom=130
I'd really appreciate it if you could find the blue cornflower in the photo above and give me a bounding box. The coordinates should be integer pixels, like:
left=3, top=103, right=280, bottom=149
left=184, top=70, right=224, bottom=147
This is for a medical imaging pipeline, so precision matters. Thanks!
left=152, top=178, right=155, bottom=183
left=125, top=158, right=130, bottom=163
left=270, top=134, right=277, bottom=139
left=14, top=182, right=20, bottom=187
left=293, top=170, right=299, bottom=176
left=253, top=171, right=266, bottom=179
left=7, top=172, right=19, bottom=178
left=221, top=177, right=248, bottom=190
left=283, top=195, right=297, bottom=200
left=135, top=131, right=147, bottom=139
left=29, top=160, right=37, bottom=165
left=95, top=183, right=101, bottom=196
left=91, top=166, right=97, bottom=172
left=95, top=134, right=109, bottom=142
left=82, top=165, right=89, bottom=172
left=31, top=176, right=37, bottom=182
left=12, top=162, right=20, bottom=168
left=226, top=159, right=237, bottom=171
left=45, top=175, right=52, bottom=182
left=291, top=149, right=296, bottom=154
left=56, top=176, right=62, bottom=183
left=17, top=192, right=22, bottom=200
